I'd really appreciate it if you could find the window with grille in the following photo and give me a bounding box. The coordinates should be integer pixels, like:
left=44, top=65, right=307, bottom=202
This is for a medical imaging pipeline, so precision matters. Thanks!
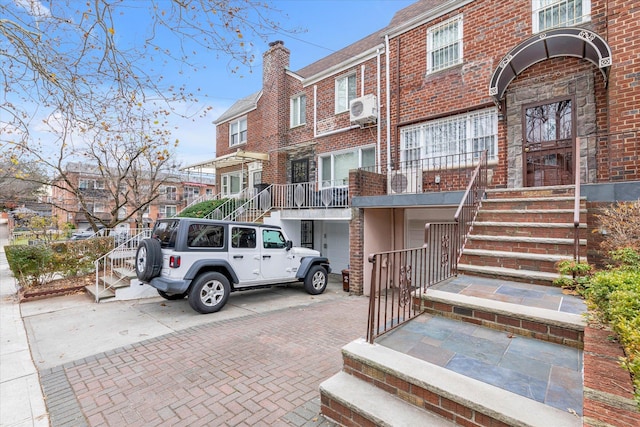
left=400, top=109, right=497, bottom=166
left=427, top=16, right=463, bottom=74
left=532, top=0, right=590, bottom=33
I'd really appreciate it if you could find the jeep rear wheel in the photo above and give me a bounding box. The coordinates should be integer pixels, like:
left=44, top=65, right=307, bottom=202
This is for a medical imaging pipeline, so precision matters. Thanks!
left=135, top=239, right=162, bottom=282
left=157, top=290, right=187, bottom=300
left=304, top=265, right=327, bottom=295
left=188, top=272, right=230, bottom=314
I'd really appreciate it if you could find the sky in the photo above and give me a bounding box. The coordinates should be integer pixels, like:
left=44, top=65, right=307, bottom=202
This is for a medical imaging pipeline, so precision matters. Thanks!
left=5, top=0, right=416, bottom=170
left=125, top=0, right=417, bottom=167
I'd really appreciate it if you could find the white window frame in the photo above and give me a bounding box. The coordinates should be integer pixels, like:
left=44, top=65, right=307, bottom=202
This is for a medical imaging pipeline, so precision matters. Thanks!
left=399, top=108, right=498, bottom=168
left=161, top=205, right=177, bottom=218
left=335, top=73, right=357, bottom=114
left=319, top=146, right=375, bottom=188
left=290, top=94, right=306, bottom=128
left=221, top=171, right=243, bottom=196
left=163, top=185, right=177, bottom=201
left=229, top=117, right=247, bottom=147
left=532, top=0, right=591, bottom=33
left=427, top=15, right=463, bottom=74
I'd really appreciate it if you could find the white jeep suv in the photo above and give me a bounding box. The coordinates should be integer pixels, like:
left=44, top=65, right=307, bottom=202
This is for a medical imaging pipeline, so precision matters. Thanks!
left=135, top=218, right=331, bottom=314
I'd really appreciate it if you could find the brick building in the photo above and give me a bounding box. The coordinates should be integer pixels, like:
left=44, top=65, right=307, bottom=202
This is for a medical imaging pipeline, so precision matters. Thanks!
left=50, top=162, right=216, bottom=230
left=192, top=0, right=639, bottom=292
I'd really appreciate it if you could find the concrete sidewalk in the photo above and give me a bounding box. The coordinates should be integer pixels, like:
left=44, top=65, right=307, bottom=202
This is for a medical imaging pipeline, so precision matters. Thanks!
left=0, top=229, right=49, bottom=427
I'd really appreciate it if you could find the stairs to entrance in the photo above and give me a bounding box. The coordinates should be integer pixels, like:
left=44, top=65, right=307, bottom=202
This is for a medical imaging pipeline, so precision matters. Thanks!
left=320, top=185, right=591, bottom=426
left=458, top=186, right=587, bottom=285
left=320, top=277, right=586, bottom=427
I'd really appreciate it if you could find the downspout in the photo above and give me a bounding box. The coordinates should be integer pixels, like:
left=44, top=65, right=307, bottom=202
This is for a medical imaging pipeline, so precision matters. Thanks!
left=361, top=64, right=365, bottom=96
left=313, top=85, right=318, bottom=138
left=376, top=48, right=381, bottom=174
left=385, top=35, right=391, bottom=173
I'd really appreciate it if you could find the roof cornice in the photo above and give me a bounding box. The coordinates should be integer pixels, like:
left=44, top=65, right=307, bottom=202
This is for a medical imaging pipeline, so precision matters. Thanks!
left=302, top=44, right=385, bottom=87
left=385, top=0, right=474, bottom=39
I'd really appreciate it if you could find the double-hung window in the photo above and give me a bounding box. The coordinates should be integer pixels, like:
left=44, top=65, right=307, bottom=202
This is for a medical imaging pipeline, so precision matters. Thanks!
left=229, top=117, right=247, bottom=147
left=290, top=94, right=306, bottom=127
left=335, top=74, right=357, bottom=114
left=532, top=0, right=591, bottom=33
left=427, top=16, right=463, bottom=74
left=221, top=172, right=242, bottom=196
left=399, top=109, right=497, bottom=167
left=319, top=146, right=375, bottom=188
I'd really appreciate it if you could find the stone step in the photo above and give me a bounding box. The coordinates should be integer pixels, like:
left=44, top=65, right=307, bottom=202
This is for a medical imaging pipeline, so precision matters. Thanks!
left=84, top=285, right=115, bottom=301
left=418, top=289, right=584, bottom=348
left=465, top=234, right=586, bottom=256
left=459, top=248, right=572, bottom=273
left=482, top=197, right=583, bottom=211
left=320, top=372, right=454, bottom=427
left=486, top=185, right=576, bottom=199
left=457, top=263, right=560, bottom=286
left=472, top=221, right=586, bottom=239
left=322, top=339, right=581, bottom=427
left=476, top=208, right=587, bottom=223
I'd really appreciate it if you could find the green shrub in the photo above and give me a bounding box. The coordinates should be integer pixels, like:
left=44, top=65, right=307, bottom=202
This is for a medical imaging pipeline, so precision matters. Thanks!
left=178, top=198, right=230, bottom=218
left=553, top=259, right=593, bottom=292
left=5, top=237, right=114, bottom=289
left=580, top=247, right=640, bottom=407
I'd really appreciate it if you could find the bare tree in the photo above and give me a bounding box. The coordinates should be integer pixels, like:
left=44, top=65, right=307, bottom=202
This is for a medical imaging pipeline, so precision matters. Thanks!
left=1, top=0, right=290, bottom=226
left=0, top=160, right=48, bottom=209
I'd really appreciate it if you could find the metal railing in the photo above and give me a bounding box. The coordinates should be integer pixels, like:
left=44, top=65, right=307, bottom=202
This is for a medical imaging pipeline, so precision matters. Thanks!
left=93, top=229, right=152, bottom=302
left=573, top=137, right=582, bottom=262
left=366, top=151, right=488, bottom=343
left=218, top=186, right=274, bottom=223
left=366, top=223, right=458, bottom=343
left=271, top=181, right=349, bottom=209
left=453, top=150, right=488, bottom=266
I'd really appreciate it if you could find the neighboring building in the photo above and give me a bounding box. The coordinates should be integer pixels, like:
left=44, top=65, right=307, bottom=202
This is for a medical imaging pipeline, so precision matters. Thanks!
left=50, top=162, right=216, bottom=230
left=190, top=0, right=639, bottom=292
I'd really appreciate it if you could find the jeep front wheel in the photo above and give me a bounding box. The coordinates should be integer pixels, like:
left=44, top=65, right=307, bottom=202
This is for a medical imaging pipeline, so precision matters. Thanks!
left=135, top=238, right=162, bottom=282
left=188, top=272, right=230, bottom=314
left=304, top=265, right=328, bottom=295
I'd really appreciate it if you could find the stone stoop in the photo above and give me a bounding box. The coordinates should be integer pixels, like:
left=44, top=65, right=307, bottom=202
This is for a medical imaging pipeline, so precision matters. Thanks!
left=320, top=339, right=582, bottom=427
left=458, top=186, right=588, bottom=286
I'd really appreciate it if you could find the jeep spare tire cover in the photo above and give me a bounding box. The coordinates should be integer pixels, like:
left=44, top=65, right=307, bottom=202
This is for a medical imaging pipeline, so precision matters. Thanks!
left=135, top=238, right=163, bottom=282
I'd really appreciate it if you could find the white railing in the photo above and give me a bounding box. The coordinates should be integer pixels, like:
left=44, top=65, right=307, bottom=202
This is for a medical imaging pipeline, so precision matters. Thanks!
left=271, top=181, right=349, bottom=209
left=221, top=186, right=274, bottom=223
left=93, top=229, right=152, bottom=302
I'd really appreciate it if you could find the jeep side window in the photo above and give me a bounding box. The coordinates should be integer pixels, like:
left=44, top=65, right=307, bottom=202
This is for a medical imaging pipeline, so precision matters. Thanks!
left=231, top=227, right=256, bottom=249
left=263, top=229, right=286, bottom=249
left=153, top=220, right=179, bottom=248
left=188, top=224, right=224, bottom=248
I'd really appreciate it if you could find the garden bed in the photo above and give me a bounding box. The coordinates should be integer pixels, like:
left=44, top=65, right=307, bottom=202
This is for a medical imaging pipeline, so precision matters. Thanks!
left=19, top=274, right=93, bottom=301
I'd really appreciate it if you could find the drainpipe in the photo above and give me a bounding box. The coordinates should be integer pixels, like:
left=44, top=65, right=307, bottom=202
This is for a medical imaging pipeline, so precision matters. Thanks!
left=361, top=64, right=365, bottom=96
left=385, top=34, right=391, bottom=172
left=376, top=48, right=381, bottom=174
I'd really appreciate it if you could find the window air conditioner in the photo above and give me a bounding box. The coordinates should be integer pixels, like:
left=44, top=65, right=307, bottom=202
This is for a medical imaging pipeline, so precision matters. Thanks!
left=350, top=94, right=378, bottom=124
left=388, top=169, right=423, bottom=194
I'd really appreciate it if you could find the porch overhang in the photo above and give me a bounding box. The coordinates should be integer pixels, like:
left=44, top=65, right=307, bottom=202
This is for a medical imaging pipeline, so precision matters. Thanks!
left=489, top=28, right=612, bottom=105
left=182, top=150, right=269, bottom=172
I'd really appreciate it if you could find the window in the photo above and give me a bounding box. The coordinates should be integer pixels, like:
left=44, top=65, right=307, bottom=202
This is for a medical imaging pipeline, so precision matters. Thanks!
left=160, top=205, right=177, bottom=218
left=232, top=227, right=256, bottom=249
left=335, top=74, right=357, bottom=114
left=229, top=117, right=247, bottom=146
left=262, top=229, right=286, bottom=249
left=221, top=172, right=242, bottom=196
left=163, top=186, right=177, bottom=201
left=320, top=146, right=375, bottom=188
left=188, top=224, right=224, bottom=248
left=399, top=109, right=497, bottom=167
left=300, top=221, right=314, bottom=249
left=78, top=179, right=105, bottom=190
left=427, top=16, right=463, bottom=74
left=290, top=94, right=306, bottom=127
left=532, top=0, right=591, bottom=33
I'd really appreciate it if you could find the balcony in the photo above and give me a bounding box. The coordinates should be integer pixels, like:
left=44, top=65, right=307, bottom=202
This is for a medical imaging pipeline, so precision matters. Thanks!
left=269, top=181, right=350, bottom=220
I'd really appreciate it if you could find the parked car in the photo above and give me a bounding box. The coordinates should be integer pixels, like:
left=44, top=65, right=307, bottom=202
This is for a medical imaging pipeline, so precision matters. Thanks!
left=70, top=225, right=106, bottom=240
left=135, top=218, right=331, bottom=314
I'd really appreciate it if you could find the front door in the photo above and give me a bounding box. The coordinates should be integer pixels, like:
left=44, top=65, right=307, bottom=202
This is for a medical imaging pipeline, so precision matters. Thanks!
left=523, top=98, right=575, bottom=187
left=292, top=158, right=309, bottom=184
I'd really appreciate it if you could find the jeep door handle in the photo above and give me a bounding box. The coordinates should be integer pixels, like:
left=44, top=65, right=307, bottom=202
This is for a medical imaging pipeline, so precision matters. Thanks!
left=233, top=255, right=243, bottom=259
left=262, top=255, right=271, bottom=259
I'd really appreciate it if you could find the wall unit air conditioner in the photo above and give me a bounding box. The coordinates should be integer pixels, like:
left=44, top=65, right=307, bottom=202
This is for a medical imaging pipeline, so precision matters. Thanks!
left=350, top=94, right=378, bottom=124
left=388, top=169, right=423, bottom=194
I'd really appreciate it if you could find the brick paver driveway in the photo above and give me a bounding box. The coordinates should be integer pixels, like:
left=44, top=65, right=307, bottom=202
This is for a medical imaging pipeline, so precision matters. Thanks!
left=40, top=296, right=369, bottom=426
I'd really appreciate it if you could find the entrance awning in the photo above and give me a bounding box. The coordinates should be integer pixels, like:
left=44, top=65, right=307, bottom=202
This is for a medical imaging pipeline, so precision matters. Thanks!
left=489, top=28, right=612, bottom=105
left=182, top=150, right=269, bottom=172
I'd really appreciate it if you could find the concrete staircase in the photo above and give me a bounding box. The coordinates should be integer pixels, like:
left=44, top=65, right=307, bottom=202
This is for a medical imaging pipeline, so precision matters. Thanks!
left=458, top=186, right=587, bottom=285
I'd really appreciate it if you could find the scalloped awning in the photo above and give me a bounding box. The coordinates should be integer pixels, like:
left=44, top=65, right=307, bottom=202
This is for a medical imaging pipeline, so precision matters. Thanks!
left=489, top=28, right=612, bottom=105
